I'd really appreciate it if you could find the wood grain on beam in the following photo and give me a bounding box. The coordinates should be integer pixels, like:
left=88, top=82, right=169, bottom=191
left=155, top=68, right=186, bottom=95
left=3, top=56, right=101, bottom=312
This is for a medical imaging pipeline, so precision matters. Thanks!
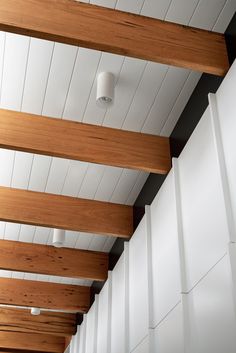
left=0, top=0, right=229, bottom=75
left=0, top=277, right=90, bottom=312
left=0, top=331, right=65, bottom=353
left=0, top=307, right=76, bottom=337
left=0, top=186, right=133, bottom=238
left=0, top=109, right=171, bottom=174
left=0, top=239, right=108, bottom=281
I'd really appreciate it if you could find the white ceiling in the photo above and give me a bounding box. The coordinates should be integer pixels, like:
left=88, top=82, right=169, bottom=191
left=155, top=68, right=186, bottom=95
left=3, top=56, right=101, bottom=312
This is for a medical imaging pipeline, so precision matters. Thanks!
left=0, top=0, right=235, bottom=289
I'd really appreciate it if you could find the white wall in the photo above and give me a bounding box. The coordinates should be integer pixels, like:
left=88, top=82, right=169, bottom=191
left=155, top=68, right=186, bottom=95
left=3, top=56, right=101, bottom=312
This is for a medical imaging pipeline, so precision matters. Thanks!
left=70, top=60, right=236, bottom=353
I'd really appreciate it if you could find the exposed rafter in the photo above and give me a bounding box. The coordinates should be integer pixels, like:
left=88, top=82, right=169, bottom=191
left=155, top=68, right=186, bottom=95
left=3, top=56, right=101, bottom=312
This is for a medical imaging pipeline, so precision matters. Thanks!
left=0, top=109, right=171, bottom=174
left=0, top=277, right=90, bottom=312
left=0, top=307, right=76, bottom=337
left=0, top=186, right=133, bottom=238
left=0, top=0, right=229, bottom=75
left=0, top=239, right=108, bottom=282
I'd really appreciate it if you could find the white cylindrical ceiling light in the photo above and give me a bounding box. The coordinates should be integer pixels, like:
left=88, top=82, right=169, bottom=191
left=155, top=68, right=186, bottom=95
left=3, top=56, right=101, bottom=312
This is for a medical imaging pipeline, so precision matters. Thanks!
left=31, top=307, right=41, bottom=316
left=96, top=72, right=115, bottom=108
left=52, top=229, right=65, bottom=248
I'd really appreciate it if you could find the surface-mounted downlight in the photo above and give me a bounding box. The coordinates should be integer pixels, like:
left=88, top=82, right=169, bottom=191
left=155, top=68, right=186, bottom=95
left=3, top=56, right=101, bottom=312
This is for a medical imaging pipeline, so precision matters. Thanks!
left=96, top=72, right=115, bottom=108
left=52, top=229, right=65, bottom=248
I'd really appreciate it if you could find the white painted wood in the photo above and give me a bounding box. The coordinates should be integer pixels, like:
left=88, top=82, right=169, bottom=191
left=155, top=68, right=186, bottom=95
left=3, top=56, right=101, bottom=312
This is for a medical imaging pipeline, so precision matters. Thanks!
left=122, top=62, right=168, bottom=133
left=63, top=48, right=101, bottom=122
left=42, top=43, right=78, bottom=118
left=103, top=57, right=147, bottom=129
left=152, top=302, right=184, bottom=353
left=142, top=67, right=190, bottom=134
left=45, top=158, right=70, bottom=194
left=209, top=93, right=235, bottom=242
left=61, top=161, right=89, bottom=197
left=149, top=169, right=181, bottom=327
left=111, top=252, right=126, bottom=353
left=11, top=152, right=33, bottom=189
left=161, top=71, right=202, bottom=137
left=213, top=0, right=236, bottom=32
left=165, top=0, right=200, bottom=25
left=85, top=299, right=98, bottom=353
left=216, top=60, right=236, bottom=242
left=4, top=223, right=21, bottom=241
left=129, top=216, right=149, bottom=352
left=189, top=0, right=227, bottom=30
left=131, top=335, right=149, bottom=353
left=78, top=318, right=87, bottom=353
left=21, top=38, right=54, bottom=115
left=185, top=254, right=236, bottom=353
left=141, top=0, right=172, bottom=19
left=78, top=164, right=105, bottom=199
left=111, top=170, right=139, bottom=204
left=116, top=0, right=144, bottom=14
left=178, top=107, right=230, bottom=292
left=0, top=33, right=30, bottom=110
left=96, top=273, right=112, bottom=353
left=28, top=155, right=52, bottom=192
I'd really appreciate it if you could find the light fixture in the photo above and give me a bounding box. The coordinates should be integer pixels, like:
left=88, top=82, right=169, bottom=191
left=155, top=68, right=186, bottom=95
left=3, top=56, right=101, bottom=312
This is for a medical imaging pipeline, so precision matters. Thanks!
left=31, top=307, right=40, bottom=316
left=52, top=229, right=65, bottom=248
left=96, top=72, right=115, bottom=108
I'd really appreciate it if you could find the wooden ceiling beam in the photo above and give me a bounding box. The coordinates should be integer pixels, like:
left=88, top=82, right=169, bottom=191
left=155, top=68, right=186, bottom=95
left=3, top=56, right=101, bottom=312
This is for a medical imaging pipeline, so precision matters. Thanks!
left=0, top=277, right=90, bottom=312
left=0, top=307, right=76, bottom=337
left=0, top=0, right=229, bottom=75
left=0, top=186, right=133, bottom=238
left=0, top=109, right=171, bottom=174
left=0, top=239, right=108, bottom=282
left=0, top=331, right=65, bottom=353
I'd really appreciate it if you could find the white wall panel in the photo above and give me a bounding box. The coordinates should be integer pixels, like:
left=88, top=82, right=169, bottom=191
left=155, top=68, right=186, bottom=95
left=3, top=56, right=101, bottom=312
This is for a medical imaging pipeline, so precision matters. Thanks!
left=150, top=169, right=181, bottom=327
left=178, top=107, right=229, bottom=292
left=131, top=336, right=149, bottom=353
left=111, top=249, right=128, bottom=353
left=85, top=298, right=98, bottom=353
left=186, top=254, right=236, bottom=353
left=78, top=319, right=87, bottom=353
left=129, top=216, right=149, bottom=352
left=152, top=302, right=184, bottom=353
left=216, top=61, right=236, bottom=242
left=96, top=274, right=112, bottom=353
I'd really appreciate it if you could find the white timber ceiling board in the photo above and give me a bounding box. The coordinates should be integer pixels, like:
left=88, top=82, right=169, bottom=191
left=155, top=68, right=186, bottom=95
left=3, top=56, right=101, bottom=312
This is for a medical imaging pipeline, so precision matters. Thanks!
left=63, top=48, right=101, bottom=122
left=141, top=67, right=190, bottom=134
left=78, top=163, right=106, bottom=200
left=141, top=0, right=173, bottom=18
left=189, top=0, right=228, bottom=30
left=213, top=0, right=236, bottom=32
left=103, top=57, right=147, bottom=128
left=122, top=63, right=168, bottom=132
left=0, top=0, right=234, bottom=287
left=42, top=43, right=78, bottom=118
left=28, top=155, right=53, bottom=192
left=4, top=223, right=21, bottom=242
left=90, top=0, right=117, bottom=8
left=116, top=0, right=145, bottom=13
left=165, top=0, right=200, bottom=25
left=161, top=71, right=202, bottom=136
left=21, top=38, right=54, bottom=115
